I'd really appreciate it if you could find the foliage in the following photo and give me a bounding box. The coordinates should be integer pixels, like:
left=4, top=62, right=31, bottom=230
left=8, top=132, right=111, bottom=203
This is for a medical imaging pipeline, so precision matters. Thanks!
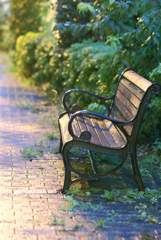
left=142, top=140, right=161, bottom=167
left=78, top=0, right=161, bottom=77
left=78, top=0, right=137, bottom=37
left=87, top=102, right=108, bottom=115
left=120, top=0, right=161, bottom=76
left=60, top=195, right=101, bottom=212
left=94, top=218, right=106, bottom=228
left=53, top=0, right=93, bottom=48
left=9, top=0, right=48, bottom=48
left=138, top=63, right=161, bottom=143
left=20, top=146, right=44, bottom=158
left=101, top=188, right=161, bottom=204
left=0, top=5, right=10, bottom=51
left=65, top=185, right=82, bottom=196
left=77, top=2, right=95, bottom=15
left=33, top=33, right=64, bottom=91
left=15, top=31, right=64, bottom=91
left=149, top=63, right=161, bottom=83
left=15, top=32, right=43, bottom=78
left=15, top=36, right=118, bottom=101
left=62, top=40, right=118, bottom=106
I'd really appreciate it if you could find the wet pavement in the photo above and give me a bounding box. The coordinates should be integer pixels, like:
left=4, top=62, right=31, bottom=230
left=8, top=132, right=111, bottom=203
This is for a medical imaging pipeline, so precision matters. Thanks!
left=0, top=64, right=160, bottom=240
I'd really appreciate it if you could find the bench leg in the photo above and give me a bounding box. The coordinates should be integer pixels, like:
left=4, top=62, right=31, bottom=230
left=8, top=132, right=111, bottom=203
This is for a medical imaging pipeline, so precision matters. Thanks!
left=130, top=151, right=145, bottom=192
left=62, top=170, right=71, bottom=193
left=59, top=135, right=63, bottom=153
left=88, top=150, right=99, bottom=174
left=62, top=146, right=72, bottom=193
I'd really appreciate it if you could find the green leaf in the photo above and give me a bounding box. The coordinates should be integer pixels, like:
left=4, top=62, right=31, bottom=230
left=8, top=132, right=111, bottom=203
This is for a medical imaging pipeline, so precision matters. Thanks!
left=122, top=60, right=129, bottom=67
left=109, top=0, right=116, bottom=5
left=67, top=206, right=73, bottom=212
left=77, top=2, right=95, bottom=15
left=66, top=196, right=73, bottom=202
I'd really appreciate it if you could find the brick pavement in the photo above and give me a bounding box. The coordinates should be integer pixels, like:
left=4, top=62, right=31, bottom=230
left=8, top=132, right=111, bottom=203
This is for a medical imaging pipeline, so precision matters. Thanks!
left=0, top=64, right=161, bottom=240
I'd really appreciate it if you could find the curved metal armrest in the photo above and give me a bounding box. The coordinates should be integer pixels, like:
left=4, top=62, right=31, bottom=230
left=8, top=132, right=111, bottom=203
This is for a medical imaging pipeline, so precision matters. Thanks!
left=63, top=89, right=115, bottom=113
left=68, top=110, right=132, bottom=141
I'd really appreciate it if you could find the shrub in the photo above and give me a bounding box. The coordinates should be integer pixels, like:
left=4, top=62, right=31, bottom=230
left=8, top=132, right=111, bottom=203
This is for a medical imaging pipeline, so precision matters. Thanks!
left=0, top=6, right=10, bottom=51
left=53, top=0, right=93, bottom=48
left=9, top=0, right=48, bottom=48
left=62, top=40, right=118, bottom=106
left=33, top=34, right=64, bottom=91
left=15, top=34, right=118, bottom=101
left=136, top=63, right=161, bottom=144
left=15, top=31, right=64, bottom=91
left=78, top=0, right=161, bottom=77
left=15, top=32, right=44, bottom=78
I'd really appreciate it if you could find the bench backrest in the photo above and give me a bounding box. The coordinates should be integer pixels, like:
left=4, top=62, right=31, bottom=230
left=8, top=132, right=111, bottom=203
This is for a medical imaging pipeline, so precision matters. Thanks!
left=109, top=68, right=160, bottom=136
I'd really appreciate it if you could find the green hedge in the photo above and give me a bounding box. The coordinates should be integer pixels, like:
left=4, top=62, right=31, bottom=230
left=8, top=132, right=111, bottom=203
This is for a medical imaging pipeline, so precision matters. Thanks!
left=139, top=63, right=161, bottom=143
left=15, top=33, right=118, bottom=100
left=15, top=32, right=43, bottom=78
left=15, top=32, right=64, bottom=91
left=9, top=0, right=48, bottom=49
left=33, top=34, right=64, bottom=91
left=62, top=40, right=118, bottom=106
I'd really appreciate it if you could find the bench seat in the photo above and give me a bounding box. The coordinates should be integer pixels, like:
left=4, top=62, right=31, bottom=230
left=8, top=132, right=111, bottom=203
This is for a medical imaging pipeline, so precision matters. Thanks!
left=59, top=113, right=127, bottom=149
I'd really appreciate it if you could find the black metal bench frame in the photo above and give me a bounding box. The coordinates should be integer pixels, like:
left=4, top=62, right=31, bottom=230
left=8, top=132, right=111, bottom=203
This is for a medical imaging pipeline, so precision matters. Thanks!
left=58, top=68, right=161, bottom=193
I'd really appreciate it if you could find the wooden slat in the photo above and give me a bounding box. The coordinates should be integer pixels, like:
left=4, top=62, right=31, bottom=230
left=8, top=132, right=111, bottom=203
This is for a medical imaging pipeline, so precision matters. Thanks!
left=121, top=78, right=144, bottom=100
left=77, top=115, right=88, bottom=133
left=97, top=120, right=119, bottom=148
left=60, top=113, right=126, bottom=148
left=89, top=118, right=110, bottom=147
left=123, top=70, right=152, bottom=92
left=123, top=125, right=133, bottom=136
left=114, top=97, right=134, bottom=121
left=104, top=120, right=126, bottom=147
left=91, top=118, right=118, bottom=147
left=109, top=106, right=126, bottom=121
left=118, top=82, right=140, bottom=108
left=115, top=125, right=127, bottom=142
left=72, top=116, right=81, bottom=138
left=83, top=116, right=101, bottom=145
left=116, top=89, right=137, bottom=117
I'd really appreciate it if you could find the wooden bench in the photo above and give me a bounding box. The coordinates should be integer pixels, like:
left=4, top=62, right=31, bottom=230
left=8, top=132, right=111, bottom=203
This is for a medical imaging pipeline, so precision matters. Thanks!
left=58, top=68, right=161, bottom=193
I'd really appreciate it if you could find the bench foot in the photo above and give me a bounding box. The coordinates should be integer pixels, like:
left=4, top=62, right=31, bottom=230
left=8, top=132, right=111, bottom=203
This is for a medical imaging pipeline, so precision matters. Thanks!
left=62, top=176, right=71, bottom=193
left=130, top=152, right=145, bottom=192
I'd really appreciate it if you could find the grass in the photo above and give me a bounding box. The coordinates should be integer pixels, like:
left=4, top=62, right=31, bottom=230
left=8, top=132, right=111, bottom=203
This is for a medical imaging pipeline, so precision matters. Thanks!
left=46, top=131, right=58, bottom=140
left=20, top=146, right=44, bottom=158
left=15, top=100, right=33, bottom=109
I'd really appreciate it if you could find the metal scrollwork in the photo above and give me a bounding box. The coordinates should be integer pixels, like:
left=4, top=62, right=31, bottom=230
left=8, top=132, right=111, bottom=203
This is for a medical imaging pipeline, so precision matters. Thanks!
left=79, top=131, right=91, bottom=141
left=152, top=83, right=161, bottom=94
left=71, top=104, right=82, bottom=113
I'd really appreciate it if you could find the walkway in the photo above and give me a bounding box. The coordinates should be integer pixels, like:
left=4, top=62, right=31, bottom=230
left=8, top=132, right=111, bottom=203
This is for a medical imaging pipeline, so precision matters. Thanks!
left=0, top=64, right=160, bottom=240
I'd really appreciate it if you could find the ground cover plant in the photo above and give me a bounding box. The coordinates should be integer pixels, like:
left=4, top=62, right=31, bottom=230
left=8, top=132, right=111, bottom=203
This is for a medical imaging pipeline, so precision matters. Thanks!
left=62, top=142, right=161, bottom=211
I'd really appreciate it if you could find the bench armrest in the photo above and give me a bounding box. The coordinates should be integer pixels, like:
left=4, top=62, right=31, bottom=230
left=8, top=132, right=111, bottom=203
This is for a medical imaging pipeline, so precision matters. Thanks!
left=63, top=89, right=115, bottom=113
left=68, top=110, right=132, bottom=141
